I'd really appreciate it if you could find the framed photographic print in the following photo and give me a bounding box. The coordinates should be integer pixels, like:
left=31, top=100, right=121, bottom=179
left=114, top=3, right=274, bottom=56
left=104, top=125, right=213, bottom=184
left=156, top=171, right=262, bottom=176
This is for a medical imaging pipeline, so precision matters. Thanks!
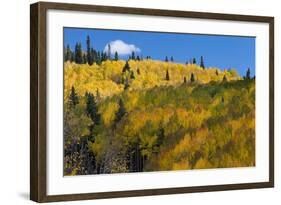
left=30, top=1, right=274, bottom=202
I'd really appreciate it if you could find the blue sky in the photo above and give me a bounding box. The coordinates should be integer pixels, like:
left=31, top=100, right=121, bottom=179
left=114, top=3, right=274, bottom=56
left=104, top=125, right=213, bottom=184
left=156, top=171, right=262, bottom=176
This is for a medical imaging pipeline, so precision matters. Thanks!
left=64, top=27, right=255, bottom=76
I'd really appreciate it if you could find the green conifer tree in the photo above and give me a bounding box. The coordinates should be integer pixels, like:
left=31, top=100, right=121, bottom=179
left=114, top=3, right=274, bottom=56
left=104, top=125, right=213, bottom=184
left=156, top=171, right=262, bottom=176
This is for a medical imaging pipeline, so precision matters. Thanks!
left=190, top=73, right=195, bottom=82
left=65, top=44, right=72, bottom=62
left=131, top=51, right=135, bottom=60
left=70, top=52, right=75, bottom=62
left=86, top=92, right=100, bottom=126
left=130, top=71, right=135, bottom=79
left=86, top=35, right=93, bottom=65
left=246, top=68, right=251, bottom=80
left=166, top=70, right=170, bottom=81
left=114, top=51, right=119, bottom=61
left=200, top=56, right=205, bottom=69
left=96, top=88, right=101, bottom=102
left=89, top=48, right=95, bottom=65
left=137, top=68, right=141, bottom=75
left=97, top=51, right=101, bottom=65
left=115, top=99, right=127, bottom=123
left=216, top=69, right=219, bottom=76
left=192, top=58, right=197, bottom=64
left=69, top=86, right=79, bottom=108
left=107, top=44, right=111, bottom=60
left=101, top=52, right=107, bottom=62
left=122, top=61, right=130, bottom=73
left=183, top=76, right=187, bottom=83
left=124, top=78, right=130, bottom=90
left=82, top=53, right=87, bottom=64
left=74, top=43, right=83, bottom=64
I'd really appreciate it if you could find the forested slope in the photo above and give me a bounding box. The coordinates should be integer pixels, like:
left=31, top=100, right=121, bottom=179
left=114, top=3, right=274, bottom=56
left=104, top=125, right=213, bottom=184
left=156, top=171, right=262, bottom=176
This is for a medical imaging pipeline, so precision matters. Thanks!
left=63, top=60, right=254, bottom=175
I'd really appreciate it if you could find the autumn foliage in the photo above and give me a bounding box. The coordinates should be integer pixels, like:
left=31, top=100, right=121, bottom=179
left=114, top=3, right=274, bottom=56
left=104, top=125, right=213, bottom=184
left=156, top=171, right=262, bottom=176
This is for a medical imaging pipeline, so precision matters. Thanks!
left=63, top=59, right=255, bottom=175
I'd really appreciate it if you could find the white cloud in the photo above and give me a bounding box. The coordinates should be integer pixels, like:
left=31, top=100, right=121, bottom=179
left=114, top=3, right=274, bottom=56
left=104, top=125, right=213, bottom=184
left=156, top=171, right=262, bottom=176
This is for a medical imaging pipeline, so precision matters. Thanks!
left=103, top=40, right=141, bottom=56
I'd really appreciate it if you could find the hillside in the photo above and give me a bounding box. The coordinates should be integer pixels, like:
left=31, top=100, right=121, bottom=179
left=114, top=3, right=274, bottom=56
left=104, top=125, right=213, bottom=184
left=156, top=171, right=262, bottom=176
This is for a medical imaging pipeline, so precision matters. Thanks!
left=64, top=60, right=241, bottom=100
left=63, top=60, right=254, bottom=175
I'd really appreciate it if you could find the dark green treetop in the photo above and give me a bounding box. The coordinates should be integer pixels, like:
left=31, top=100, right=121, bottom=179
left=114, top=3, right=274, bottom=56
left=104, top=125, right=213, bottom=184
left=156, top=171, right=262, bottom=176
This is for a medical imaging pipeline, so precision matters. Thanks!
left=69, top=86, right=79, bottom=108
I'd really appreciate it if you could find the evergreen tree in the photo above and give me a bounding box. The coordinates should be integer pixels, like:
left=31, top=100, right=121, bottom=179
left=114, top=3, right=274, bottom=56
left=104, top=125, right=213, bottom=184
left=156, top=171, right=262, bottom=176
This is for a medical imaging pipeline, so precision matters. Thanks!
left=131, top=51, right=135, bottom=60
left=165, top=56, right=168, bottom=62
left=69, top=86, right=79, bottom=108
left=115, top=99, right=127, bottom=123
left=114, top=51, right=119, bottom=61
left=70, top=52, right=75, bottom=62
left=137, top=68, right=140, bottom=75
left=107, top=44, right=111, bottom=60
left=101, top=52, right=107, bottom=62
left=192, top=58, right=197, bottom=64
left=82, top=53, right=87, bottom=64
left=245, top=68, right=251, bottom=80
left=63, top=46, right=66, bottom=61
left=86, top=92, right=100, bottom=126
left=88, top=50, right=94, bottom=65
left=222, top=75, right=227, bottom=82
left=93, top=49, right=98, bottom=63
left=166, top=70, right=170, bottom=81
left=183, top=76, right=187, bottom=83
left=96, top=88, right=101, bottom=102
left=122, top=61, right=130, bottom=73
left=130, top=71, right=135, bottom=79
left=216, top=69, right=219, bottom=76
left=156, top=127, right=165, bottom=147
left=190, top=73, right=195, bottom=82
left=136, top=55, right=140, bottom=61
left=100, top=52, right=104, bottom=62
left=65, top=44, right=72, bottom=62
left=124, top=78, right=130, bottom=90
left=170, top=56, right=174, bottom=62
left=200, top=56, right=205, bottom=69
left=89, top=48, right=96, bottom=65
left=97, top=51, right=101, bottom=65
left=86, top=35, right=93, bottom=65
left=74, top=43, right=83, bottom=64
